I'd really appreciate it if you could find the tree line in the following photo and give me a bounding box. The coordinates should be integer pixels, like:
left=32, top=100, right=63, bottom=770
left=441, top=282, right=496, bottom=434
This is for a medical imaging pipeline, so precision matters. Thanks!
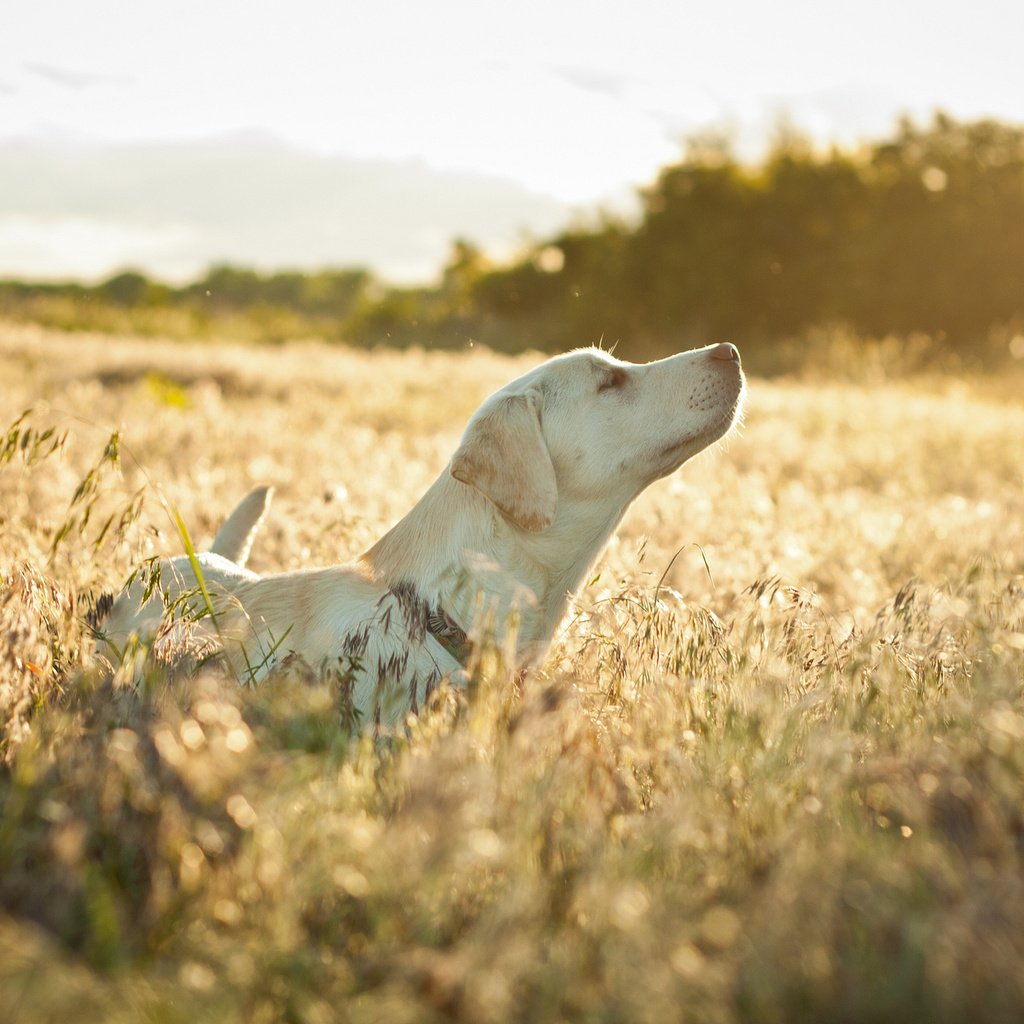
left=3, top=113, right=1023, bottom=367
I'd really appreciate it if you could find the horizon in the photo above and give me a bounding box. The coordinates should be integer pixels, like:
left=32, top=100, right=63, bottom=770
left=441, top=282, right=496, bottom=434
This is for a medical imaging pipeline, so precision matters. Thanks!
left=3, top=0, right=1023, bottom=284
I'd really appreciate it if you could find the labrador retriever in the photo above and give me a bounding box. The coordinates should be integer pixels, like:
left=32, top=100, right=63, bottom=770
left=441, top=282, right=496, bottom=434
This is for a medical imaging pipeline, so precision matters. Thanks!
left=216, top=343, right=744, bottom=725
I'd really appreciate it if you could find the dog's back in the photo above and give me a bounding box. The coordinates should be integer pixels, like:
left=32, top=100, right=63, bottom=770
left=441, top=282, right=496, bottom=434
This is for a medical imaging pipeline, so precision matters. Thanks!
left=93, top=486, right=273, bottom=665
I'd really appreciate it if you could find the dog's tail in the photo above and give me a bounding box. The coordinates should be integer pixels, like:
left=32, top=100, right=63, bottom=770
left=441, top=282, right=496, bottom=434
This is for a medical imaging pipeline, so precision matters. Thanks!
left=211, top=485, right=274, bottom=566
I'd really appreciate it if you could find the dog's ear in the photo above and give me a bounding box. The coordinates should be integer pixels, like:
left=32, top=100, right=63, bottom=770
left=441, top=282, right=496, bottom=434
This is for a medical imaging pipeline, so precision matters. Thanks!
left=450, top=391, right=556, bottom=532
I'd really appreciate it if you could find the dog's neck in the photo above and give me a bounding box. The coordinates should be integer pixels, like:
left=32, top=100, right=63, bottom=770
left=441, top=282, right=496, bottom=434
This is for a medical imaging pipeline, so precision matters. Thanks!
left=360, top=469, right=628, bottom=665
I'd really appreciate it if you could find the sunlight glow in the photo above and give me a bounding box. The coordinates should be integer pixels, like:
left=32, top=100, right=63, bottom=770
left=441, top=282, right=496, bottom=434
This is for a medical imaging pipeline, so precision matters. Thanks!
left=5, top=0, right=1024, bottom=199
left=0, top=215, right=198, bottom=280
left=2, top=0, right=1023, bottom=278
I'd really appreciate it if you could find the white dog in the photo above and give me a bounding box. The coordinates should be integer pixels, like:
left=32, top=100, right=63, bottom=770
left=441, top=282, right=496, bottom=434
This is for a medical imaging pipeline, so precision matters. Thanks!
left=101, top=344, right=744, bottom=728
left=92, top=485, right=272, bottom=665
left=222, top=343, right=743, bottom=724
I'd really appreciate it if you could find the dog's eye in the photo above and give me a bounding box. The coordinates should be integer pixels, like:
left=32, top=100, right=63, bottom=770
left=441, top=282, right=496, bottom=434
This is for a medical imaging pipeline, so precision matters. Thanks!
left=598, top=368, right=628, bottom=393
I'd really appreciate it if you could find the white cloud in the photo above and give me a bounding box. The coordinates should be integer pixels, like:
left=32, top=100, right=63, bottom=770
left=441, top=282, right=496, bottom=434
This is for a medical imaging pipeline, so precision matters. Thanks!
left=0, top=215, right=199, bottom=281
left=0, top=136, right=574, bottom=282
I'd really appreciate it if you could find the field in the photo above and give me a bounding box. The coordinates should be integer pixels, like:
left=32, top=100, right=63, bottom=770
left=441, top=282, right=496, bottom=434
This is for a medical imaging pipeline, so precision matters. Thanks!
left=1, top=321, right=1023, bottom=1023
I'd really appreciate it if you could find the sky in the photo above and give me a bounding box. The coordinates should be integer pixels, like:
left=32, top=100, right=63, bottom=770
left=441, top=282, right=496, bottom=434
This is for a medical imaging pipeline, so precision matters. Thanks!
left=3, top=0, right=1024, bottom=283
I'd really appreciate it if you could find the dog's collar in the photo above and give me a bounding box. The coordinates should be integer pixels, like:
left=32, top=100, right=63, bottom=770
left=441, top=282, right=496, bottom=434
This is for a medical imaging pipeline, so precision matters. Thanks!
left=426, top=607, right=472, bottom=666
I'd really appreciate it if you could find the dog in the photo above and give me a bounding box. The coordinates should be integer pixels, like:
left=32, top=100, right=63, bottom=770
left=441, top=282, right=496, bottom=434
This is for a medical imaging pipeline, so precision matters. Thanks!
left=220, top=343, right=743, bottom=724
left=101, top=344, right=744, bottom=728
left=92, top=485, right=273, bottom=666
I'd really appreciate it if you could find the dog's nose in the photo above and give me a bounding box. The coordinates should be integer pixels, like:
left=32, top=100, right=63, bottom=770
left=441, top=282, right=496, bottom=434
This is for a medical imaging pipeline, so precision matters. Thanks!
left=709, top=342, right=740, bottom=363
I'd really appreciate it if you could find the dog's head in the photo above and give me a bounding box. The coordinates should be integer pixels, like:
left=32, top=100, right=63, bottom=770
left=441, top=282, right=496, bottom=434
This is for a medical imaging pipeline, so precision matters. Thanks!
left=451, top=343, right=745, bottom=532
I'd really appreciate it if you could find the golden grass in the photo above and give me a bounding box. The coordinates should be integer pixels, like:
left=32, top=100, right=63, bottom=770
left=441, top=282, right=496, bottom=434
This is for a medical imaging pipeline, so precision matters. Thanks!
left=1, top=321, right=1023, bottom=1022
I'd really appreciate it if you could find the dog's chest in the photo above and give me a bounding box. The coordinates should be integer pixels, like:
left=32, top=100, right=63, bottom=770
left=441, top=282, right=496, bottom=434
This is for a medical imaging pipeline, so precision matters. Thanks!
left=232, top=582, right=464, bottom=728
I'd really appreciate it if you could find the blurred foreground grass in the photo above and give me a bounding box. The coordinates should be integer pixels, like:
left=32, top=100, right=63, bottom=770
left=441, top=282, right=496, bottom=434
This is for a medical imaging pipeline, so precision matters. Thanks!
left=1, top=322, right=1023, bottom=1023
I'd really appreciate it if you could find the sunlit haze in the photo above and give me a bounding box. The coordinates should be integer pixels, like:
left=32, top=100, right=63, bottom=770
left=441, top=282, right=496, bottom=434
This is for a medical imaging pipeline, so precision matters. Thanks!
left=3, top=0, right=1023, bottom=281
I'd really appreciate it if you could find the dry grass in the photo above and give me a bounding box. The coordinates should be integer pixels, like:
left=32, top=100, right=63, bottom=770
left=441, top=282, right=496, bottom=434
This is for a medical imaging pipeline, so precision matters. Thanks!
left=1, top=320, right=1023, bottom=1023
